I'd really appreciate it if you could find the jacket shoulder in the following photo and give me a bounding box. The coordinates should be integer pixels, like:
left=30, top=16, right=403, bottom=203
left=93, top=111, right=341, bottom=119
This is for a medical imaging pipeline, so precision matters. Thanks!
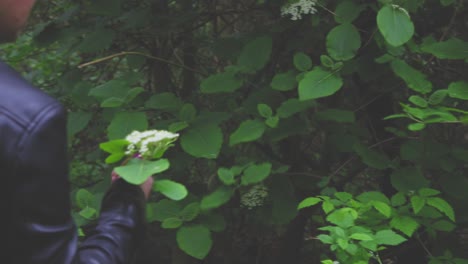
left=0, top=61, right=63, bottom=128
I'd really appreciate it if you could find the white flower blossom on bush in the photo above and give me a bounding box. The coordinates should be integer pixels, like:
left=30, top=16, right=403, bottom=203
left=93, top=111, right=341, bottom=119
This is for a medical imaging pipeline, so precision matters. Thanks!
left=241, top=184, right=269, bottom=210
left=281, top=0, right=318, bottom=20
left=125, top=130, right=179, bottom=159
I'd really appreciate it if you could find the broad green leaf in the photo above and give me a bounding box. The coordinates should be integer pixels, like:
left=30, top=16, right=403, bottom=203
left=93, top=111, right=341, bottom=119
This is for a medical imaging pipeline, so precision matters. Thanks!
left=298, top=197, right=322, bottom=209
left=200, top=186, right=234, bottom=210
left=335, top=192, right=353, bottom=202
left=180, top=202, right=200, bottom=221
left=200, top=69, right=243, bottom=93
left=354, top=144, right=391, bottom=169
left=337, top=238, right=349, bottom=249
left=326, top=23, right=361, bottom=61
left=409, top=95, right=428, bottom=107
left=89, top=80, right=128, bottom=100
left=241, top=163, right=272, bottom=185
left=79, top=207, right=97, bottom=220
left=335, top=1, right=365, bottom=23
left=377, top=5, right=414, bottom=46
left=390, top=166, right=430, bottom=192
left=229, top=120, right=266, bottom=146
left=317, top=234, right=334, bottom=244
left=375, top=230, right=407, bottom=246
left=428, top=90, right=448, bottom=105
left=391, top=192, right=407, bottom=206
left=322, top=200, right=335, bottom=214
left=145, top=92, right=182, bottom=111
left=419, top=188, right=441, bottom=197
left=326, top=208, right=358, bottom=228
left=217, top=168, right=236, bottom=185
left=125, top=87, right=144, bottom=103
left=154, top=180, right=188, bottom=201
left=99, top=139, right=128, bottom=163
left=271, top=71, right=297, bottom=91
left=169, top=121, right=189, bottom=133
left=391, top=59, right=432, bottom=94
left=408, top=123, right=426, bottom=131
left=411, top=195, right=426, bottom=214
left=176, top=225, right=212, bottom=260
left=357, top=191, right=390, bottom=204
left=320, top=55, right=334, bottom=68
left=298, top=68, right=343, bottom=100
left=426, top=197, right=455, bottom=222
left=270, top=175, right=298, bottom=224
left=448, top=81, right=468, bottom=100
left=179, top=103, right=197, bottom=122
left=101, top=97, right=125, bottom=108
left=76, top=189, right=95, bottom=209
left=147, top=199, right=182, bottom=222
left=265, top=116, right=279, bottom=128
left=162, top=217, right=183, bottom=229
left=67, top=111, right=92, bottom=140
left=115, top=159, right=169, bottom=185
left=316, top=109, right=355, bottom=123
left=293, top=52, right=313, bottom=71
left=421, top=38, right=468, bottom=59
left=257, top=104, right=273, bottom=118
left=349, top=233, right=373, bottom=241
left=372, top=201, right=392, bottom=218
left=277, top=98, right=315, bottom=118
left=237, top=36, right=272, bottom=73
left=180, top=124, right=223, bottom=159
left=390, top=215, right=419, bottom=236
left=432, top=220, right=456, bottom=231
left=107, top=112, right=148, bottom=140
left=78, top=28, right=115, bottom=53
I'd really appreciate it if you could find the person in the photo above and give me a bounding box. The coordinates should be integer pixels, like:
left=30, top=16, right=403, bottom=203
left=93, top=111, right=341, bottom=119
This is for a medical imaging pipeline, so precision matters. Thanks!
left=0, top=1, right=154, bottom=263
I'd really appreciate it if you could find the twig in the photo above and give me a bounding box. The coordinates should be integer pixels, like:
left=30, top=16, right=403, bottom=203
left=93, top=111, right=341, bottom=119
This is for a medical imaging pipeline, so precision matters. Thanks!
left=78, top=51, right=207, bottom=75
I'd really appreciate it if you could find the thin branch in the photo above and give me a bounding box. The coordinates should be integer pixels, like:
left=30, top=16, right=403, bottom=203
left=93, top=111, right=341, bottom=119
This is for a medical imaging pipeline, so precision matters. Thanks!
left=78, top=51, right=207, bottom=76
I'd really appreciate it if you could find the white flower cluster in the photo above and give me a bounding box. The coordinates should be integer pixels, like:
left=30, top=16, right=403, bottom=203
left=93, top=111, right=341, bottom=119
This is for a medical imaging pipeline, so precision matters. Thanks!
left=125, top=130, right=179, bottom=158
left=281, top=0, right=318, bottom=20
left=241, top=185, right=269, bottom=210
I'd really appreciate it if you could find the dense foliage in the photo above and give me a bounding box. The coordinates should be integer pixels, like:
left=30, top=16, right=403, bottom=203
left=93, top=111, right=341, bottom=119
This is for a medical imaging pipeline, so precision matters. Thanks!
left=2, top=0, right=468, bottom=263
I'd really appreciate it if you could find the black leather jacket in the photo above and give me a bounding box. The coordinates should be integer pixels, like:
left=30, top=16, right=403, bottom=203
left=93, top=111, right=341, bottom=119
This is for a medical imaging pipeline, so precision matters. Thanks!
left=0, top=61, right=145, bottom=263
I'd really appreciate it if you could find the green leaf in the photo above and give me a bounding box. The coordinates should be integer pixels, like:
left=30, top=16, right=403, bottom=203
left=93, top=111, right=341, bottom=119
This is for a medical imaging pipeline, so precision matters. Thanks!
left=200, top=69, right=243, bottom=93
left=79, top=207, right=97, bottom=220
left=76, top=189, right=95, bottom=209
left=390, top=215, right=419, bottom=236
left=419, top=188, right=441, bottom=197
left=353, top=144, right=391, bottom=169
left=448, top=81, right=468, bottom=100
left=99, top=139, right=128, bottom=163
left=162, top=217, right=183, bottom=229
left=375, top=230, right=407, bottom=246
left=125, top=87, right=144, bottom=103
left=179, top=103, right=197, bottom=122
left=357, top=191, right=390, bottom=204
left=180, top=202, right=200, bottom=221
left=89, top=80, right=128, bottom=101
left=391, top=59, right=432, bottom=94
left=421, top=38, right=468, bottom=60
left=107, top=112, right=148, bottom=140
left=316, top=109, right=355, bottom=123
left=391, top=192, right=407, bottom=206
left=237, top=36, right=272, bottom=73
left=145, top=92, right=182, bottom=111
left=198, top=213, right=226, bottom=232
left=258, top=104, right=273, bottom=118
left=154, top=180, right=188, bottom=201
left=440, top=0, right=455, bottom=6
left=101, top=97, right=125, bottom=108
left=241, top=163, right=272, bottom=185
left=322, top=200, right=335, bottom=214
left=326, top=208, right=358, bottom=228
left=411, top=195, right=426, bottom=214
left=349, top=233, right=373, bottom=241
left=391, top=167, right=430, bottom=192
left=77, top=28, right=115, bottom=53
left=180, top=124, right=223, bottom=159
left=277, top=98, right=315, bottom=118
left=377, top=5, right=414, bottom=46
left=326, top=23, right=361, bottom=61
left=229, top=120, right=266, bottom=146
left=335, top=1, right=364, bottom=23
left=67, top=111, right=92, bottom=140
left=265, top=116, right=279, bottom=128
left=201, top=186, right=234, bottom=210
left=271, top=71, right=297, bottom=91
left=217, top=168, right=236, bottom=185
left=408, top=123, right=426, bottom=131
left=409, top=95, right=428, bottom=107
left=176, top=225, right=212, bottom=260
left=431, top=220, right=456, bottom=231
left=428, top=90, right=448, bottom=105
left=298, top=197, right=322, bottom=209
left=298, top=68, right=343, bottom=100
left=147, top=199, right=182, bottom=222
left=115, top=159, right=169, bottom=185
left=169, top=121, right=189, bottom=133
left=372, top=201, right=392, bottom=218
left=320, top=55, right=334, bottom=68
left=293, top=52, right=313, bottom=71
left=426, top=197, right=455, bottom=222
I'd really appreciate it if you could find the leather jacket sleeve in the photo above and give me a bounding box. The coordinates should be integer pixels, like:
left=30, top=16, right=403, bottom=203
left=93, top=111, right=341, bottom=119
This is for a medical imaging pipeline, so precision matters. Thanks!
left=11, top=101, right=145, bottom=264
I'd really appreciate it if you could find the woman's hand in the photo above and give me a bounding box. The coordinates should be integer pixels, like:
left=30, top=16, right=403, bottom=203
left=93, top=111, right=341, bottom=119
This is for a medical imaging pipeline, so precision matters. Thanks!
left=111, top=170, right=153, bottom=200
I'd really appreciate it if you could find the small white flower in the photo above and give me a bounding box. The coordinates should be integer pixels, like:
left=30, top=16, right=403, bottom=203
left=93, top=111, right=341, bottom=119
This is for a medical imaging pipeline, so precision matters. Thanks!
left=125, top=130, right=179, bottom=159
left=281, top=0, right=318, bottom=21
